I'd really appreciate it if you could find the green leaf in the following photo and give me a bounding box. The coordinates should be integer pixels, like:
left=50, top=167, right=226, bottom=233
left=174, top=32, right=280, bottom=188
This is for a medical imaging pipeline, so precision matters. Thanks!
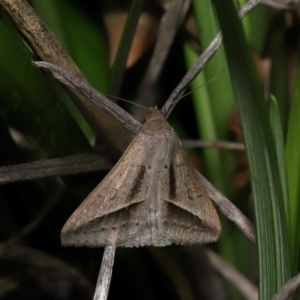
left=187, top=0, right=235, bottom=196
left=269, top=95, right=288, bottom=218
left=286, top=58, right=300, bottom=271
left=211, top=0, right=290, bottom=298
left=243, top=4, right=276, bottom=55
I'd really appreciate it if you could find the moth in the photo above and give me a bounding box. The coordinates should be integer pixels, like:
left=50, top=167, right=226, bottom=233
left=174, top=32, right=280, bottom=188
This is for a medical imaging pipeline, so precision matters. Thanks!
left=61, top=108, right=221, bottom=247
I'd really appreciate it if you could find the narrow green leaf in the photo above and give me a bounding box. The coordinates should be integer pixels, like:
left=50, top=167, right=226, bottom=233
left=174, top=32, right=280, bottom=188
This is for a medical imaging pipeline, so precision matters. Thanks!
left=243, top=4, right=277, bottom=55
left=286, top=59, right=300, bottom=270
left=269, top=95, right=288, bottom=219
left=192, top=0, right=234, bottom=139
left=212, top=0, right=290, bottom=298
left=269, top=23, right=289, bottom=131
left=183, top=43, right=225, bottom=192
left=186, top=0, right=235, bottom=196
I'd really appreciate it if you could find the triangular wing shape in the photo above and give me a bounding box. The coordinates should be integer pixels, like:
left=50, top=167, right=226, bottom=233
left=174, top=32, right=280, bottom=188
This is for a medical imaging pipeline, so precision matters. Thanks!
left=61, top=108, right=221, bottom=248
left=61, top=133, right=150, bottom=247
left=158, top=137, right=221, bottom=245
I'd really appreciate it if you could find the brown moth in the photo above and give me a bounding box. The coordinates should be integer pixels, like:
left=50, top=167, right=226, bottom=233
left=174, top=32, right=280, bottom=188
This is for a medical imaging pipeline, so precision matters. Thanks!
left=61, top=108, right=221, bottom=247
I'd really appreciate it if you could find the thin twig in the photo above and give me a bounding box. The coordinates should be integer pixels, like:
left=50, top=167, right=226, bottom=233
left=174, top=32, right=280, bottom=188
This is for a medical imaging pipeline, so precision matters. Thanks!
left=93, top=246, right=116, bottom=300
left=206, top=248, right=258, bottom=300
left=183, top=139, right=245, bottom=151
left=35, top=61, right=141, bottom=135
left=260, top=0, right=298, bottom=9
left=1, top=151, right=255, bottom=242
left=8, top=186, right=68, bottom=244
left=0, top=153, right=112, bottom=185
left=161, top=0, right=261, bottom=115
left=271, top=273, right=300, bottom=300
left=133, top=0, right=191, bottom=121
left=199, top=172, right=256, bottom=243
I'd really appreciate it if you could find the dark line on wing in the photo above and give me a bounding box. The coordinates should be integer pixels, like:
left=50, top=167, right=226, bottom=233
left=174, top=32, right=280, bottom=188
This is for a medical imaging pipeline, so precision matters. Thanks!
left=169, top=163, right=176, bottom=199
left=129, top=165, right=146, bottom=199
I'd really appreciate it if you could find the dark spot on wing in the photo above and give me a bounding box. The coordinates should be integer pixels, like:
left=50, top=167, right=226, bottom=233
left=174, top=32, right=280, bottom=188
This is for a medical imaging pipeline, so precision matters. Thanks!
left=169, top=163, right=176, bottom=199
left=129, top=165, right=146, bottom=199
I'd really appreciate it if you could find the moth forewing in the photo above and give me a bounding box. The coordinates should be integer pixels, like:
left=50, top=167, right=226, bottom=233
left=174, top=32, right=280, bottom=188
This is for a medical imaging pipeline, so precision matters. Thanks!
left=61, top=108, right=221, bottom=247
left=61, top=132, right=150, bottom=247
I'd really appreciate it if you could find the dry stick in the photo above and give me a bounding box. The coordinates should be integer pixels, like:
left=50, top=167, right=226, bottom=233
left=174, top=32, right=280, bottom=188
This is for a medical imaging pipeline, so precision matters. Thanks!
left=35, top=62, right=256, bottom=245
left=183, top=139, right=245, bottom=151
left=206, top=249, right=258, bottom=300
left=93, top=246, right=116, bottom=300
left=8, top=186, right=68, bottom=244
left=260, top=0, right=299, bottom=9
left=271, top=273, right=300, bottom=300
left=0, top=141, right=243, bottom=186
left=161, top=0, right=260, bottom=115
left=35, top=61, right=141, bottom=135
left=0, top=153, right=112, bottom=185
left=133, top=0, right=191, bottom=121
left=200, top=172, right=256, bottom=243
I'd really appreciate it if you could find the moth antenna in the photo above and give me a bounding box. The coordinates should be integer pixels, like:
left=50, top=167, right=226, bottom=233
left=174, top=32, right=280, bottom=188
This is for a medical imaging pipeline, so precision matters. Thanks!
left=164, top=69, right=224, bottom=119
left=104, top=94, right=149, bottom=111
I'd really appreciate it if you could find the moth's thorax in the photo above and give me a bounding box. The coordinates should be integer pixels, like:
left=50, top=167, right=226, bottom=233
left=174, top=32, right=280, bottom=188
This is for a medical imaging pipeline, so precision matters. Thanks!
left=141, top=108, right=173, bottom=135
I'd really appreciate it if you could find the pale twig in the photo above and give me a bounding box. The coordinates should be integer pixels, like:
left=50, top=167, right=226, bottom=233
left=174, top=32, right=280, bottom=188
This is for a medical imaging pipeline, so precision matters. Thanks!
left=0, top=153, right=112, bottom=185
left=260, top=0, right=298, bottom=10
left=206, top=248, right=258, bottom=300
left=271, top=273, right=300, bottom=300
left=199, top=173, right=256, bottom=243
left=133, top=0, right=191, bottom=121
left=1, top=152, right=255, bottom=243
left=161, top=0, right=261, bottom=115
left=183, top=139, right=245, bottom=151
left=35, top=61, right=141, bottom=135
left=93, top=246, right=116, bottom=300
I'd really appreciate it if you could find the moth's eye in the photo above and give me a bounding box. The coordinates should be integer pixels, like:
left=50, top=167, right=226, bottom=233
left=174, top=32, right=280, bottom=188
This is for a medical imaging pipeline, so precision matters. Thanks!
left=164, top=165, right=168, bottom=169
left=148, top=165, right=151, bottom=169
left=136, top=222, right=139, bottom=226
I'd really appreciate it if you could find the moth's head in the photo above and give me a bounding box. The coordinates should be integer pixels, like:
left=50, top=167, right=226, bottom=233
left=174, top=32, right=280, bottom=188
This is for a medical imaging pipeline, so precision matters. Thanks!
left=145, top=107, right=166, bottom=121
left=141, top=107, right=171, bottom=133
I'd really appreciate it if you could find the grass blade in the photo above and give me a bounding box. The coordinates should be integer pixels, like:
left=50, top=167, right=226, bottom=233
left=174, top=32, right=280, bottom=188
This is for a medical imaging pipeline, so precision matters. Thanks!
left=212, top=0, right=290, bottom=298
